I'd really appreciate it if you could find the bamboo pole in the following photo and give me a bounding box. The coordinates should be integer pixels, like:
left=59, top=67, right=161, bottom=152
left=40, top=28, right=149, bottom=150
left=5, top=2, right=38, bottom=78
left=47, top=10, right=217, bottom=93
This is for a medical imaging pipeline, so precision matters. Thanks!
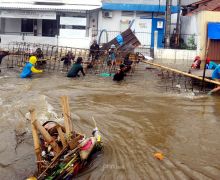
left=32, top=119, right=61, bottom=154
left=202, top=38, right=210, bottom=90
left=60, top=96, right=73, bottom=135
left=56, top=126, right=67, bottom=147
left=37, top=146, right=69, bottom=180
left=29, top=108, right=42, bottom=173
left=142, top=60, right=220, bottom=86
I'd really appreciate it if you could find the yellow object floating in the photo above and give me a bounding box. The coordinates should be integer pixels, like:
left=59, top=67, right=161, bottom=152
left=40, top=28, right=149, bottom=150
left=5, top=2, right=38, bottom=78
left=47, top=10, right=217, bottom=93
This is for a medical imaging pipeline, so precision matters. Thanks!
left=154, top=152, right=164, bottom=160
left=26, top=177, right=37, bottom=180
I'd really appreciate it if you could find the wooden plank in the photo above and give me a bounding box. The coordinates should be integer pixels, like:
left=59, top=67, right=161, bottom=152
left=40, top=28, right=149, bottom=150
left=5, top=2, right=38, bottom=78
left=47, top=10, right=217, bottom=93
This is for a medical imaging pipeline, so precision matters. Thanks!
left=29, top=108, right=42, bottom=173
left=142, top=60, right=220, bottom=86
left=32, top=119, right=61, bottom=154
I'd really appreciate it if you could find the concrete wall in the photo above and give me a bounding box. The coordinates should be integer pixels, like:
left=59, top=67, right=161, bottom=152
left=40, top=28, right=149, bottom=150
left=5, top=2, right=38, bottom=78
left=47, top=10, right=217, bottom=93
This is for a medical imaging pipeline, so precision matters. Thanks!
left=180, top=14, right=198, bottom=47
left=5, top=18, right=21, bottom=34
left=98, top=10, right=122, bottom=42
left=154, top=31, right=197, bottom=63
left=98, top=10, right=122, bottom=32
left=0, top=34, right=91, bottom=49
left=197, top=11, right=220, bottom=60
left=181, top=15, right=198, bottom=35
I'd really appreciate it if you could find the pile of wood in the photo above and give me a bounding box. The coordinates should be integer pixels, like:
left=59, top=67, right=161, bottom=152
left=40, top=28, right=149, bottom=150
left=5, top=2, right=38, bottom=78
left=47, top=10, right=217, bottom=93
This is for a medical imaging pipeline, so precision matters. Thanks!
left=29, top=96, right=102, bottom=180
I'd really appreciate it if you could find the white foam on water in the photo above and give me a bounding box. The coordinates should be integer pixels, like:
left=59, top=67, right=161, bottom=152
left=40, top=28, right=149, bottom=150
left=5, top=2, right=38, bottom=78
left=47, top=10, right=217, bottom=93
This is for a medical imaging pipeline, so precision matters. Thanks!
left=43, top=95, right=64, bottom=123
left=0, top=98, right=3, bottom=106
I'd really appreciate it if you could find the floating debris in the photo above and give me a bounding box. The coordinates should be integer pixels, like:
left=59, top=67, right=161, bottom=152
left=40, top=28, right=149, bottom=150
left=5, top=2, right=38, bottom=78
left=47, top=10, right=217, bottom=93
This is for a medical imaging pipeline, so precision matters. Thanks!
left=154, top=152, right=164, bottom=160
left=27, top=96, right=103, bottom=180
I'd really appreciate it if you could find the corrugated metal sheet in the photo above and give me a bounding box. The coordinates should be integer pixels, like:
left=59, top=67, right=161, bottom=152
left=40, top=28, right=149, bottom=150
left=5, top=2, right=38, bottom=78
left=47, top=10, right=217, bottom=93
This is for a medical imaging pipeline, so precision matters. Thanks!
left=208, top=40, right=220, bottom=61
left=0, top=3, right=101, bottom=11
left=197, top=11, right=220, bottom=60
left=187, top=0, right=220, bottom=15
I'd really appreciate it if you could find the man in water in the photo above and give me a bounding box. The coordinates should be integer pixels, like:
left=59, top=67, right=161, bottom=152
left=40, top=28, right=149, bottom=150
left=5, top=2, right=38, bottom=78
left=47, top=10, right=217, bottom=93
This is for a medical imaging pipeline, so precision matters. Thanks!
left=113, top=64, right=126, bottom=81
left=61, top=51, right=75, bottom=66
left=67, top=57, right=85, bottom=78
left=20, top=56, right=43, bottom=78
left=89, top=40, right=99, bottom=61
left=208, top=64, right=220, bottom=95
left=0, top=50, right=9, bottom=65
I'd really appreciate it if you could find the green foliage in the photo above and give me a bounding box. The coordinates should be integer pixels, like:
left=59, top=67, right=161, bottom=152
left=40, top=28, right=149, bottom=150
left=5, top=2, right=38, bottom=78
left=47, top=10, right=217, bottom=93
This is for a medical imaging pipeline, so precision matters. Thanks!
left=187, top=34, right=197, bottom=50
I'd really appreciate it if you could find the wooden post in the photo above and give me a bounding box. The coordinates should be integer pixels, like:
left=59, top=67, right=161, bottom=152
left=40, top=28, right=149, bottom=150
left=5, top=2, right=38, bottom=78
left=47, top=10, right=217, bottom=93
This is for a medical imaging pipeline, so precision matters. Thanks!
left=56, top=126, right=67, bottom=147
left=32, top=119, right=61, bottom=154
left=60, top=96, right=73, bottom=135
left=29, top=108, right=42, bottom=173
left=202, top=38, right=210, bottom=90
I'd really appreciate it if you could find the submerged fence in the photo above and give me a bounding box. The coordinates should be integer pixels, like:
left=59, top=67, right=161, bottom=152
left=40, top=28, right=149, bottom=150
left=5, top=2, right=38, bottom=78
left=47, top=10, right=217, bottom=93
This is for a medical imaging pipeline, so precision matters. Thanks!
left=0, top=42, right=142, bottom=75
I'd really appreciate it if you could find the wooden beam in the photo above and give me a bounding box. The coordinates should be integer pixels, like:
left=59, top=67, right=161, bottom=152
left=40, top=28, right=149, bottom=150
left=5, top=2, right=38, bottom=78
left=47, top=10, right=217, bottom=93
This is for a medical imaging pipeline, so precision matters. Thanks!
left=32, top=119, right=61, bottom=154
left=29, top=108, right=42, bottom=173
left=142, top=60, right=220, bottom=86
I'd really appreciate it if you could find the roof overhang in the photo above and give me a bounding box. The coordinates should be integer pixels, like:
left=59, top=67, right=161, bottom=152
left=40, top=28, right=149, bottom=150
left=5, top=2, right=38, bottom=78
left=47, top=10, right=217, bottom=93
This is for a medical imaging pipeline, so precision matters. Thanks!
left=102, top=3, right=180, bottom=13
left=0, top=3, right=101, bottom=12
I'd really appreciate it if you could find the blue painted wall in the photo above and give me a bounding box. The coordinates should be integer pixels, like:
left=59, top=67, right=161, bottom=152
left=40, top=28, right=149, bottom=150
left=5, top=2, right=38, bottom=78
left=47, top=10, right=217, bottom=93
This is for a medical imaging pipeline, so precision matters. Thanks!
left=151, top=18, right=165, bottom=48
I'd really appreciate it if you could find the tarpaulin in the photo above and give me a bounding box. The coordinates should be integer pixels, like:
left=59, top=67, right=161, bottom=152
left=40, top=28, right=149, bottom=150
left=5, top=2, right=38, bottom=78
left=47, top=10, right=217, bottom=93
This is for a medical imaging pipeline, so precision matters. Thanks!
left=208, top=22, right=220, bottom=40
left=116, top=34, right=124, bottom=45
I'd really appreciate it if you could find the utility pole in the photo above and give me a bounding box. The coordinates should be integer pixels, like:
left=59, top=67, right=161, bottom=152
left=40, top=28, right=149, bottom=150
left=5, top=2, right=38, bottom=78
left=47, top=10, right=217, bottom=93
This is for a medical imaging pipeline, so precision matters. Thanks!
left=165, top=0, right=172, bottom=48
left=175, top=0, right=181, bottom=48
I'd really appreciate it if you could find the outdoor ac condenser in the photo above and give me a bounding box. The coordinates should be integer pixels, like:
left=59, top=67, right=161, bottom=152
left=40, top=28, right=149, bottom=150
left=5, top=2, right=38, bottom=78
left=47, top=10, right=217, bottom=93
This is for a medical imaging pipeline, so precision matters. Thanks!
left=103, top=11, right=113, bottom=18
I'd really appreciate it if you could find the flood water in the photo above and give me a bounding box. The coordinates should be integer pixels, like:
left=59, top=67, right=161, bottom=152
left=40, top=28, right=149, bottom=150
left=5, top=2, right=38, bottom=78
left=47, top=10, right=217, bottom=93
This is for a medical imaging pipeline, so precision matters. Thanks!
left=0, top=63, right=220, bottom=180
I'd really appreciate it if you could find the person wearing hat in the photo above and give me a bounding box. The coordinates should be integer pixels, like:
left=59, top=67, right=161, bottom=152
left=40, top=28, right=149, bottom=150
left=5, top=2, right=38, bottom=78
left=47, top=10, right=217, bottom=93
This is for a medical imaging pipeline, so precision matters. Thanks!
left=67, top=57, right=85, bottom=78
left=108, top=44, right=117, bottom=68
left=113, top=63, right=126, bottom=81
left=20, top=56, right=43, bottom=78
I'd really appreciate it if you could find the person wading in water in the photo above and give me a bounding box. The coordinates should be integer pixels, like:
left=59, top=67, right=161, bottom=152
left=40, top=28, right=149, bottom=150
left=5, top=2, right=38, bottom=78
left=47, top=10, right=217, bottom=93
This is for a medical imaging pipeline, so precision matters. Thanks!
left=67, top=57, right=85, bottom=78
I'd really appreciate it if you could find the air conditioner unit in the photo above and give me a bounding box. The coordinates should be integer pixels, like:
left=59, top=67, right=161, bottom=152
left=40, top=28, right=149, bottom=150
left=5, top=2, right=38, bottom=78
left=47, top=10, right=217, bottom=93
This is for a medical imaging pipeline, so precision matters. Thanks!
left=103, top=11, right=113, bottom=18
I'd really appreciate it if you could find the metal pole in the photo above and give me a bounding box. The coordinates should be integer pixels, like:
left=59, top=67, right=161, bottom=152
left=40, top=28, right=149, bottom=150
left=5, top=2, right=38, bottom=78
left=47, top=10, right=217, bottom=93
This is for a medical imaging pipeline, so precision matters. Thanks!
left=165, top=0, right=172, bottom=48
left=175, top=0, right=181, bottom=48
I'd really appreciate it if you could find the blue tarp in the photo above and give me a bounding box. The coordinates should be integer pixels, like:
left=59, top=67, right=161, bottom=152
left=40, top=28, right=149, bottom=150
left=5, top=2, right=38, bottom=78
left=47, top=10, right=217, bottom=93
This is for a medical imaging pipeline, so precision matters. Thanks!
left=208, top=22, right=220, bottom=40
left=116, top=34, right=124, bottom=45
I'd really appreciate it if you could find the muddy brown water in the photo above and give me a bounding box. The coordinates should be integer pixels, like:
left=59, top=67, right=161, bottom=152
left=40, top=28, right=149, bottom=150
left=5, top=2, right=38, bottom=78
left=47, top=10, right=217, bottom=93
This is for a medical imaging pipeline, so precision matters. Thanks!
left=0, top=63, right=220, bottom=180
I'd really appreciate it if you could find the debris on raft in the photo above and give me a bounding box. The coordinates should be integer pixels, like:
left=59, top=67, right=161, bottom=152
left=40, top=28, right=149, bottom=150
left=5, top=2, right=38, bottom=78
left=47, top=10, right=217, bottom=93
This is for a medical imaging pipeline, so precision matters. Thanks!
left=28, top=96, right=103, bottom=180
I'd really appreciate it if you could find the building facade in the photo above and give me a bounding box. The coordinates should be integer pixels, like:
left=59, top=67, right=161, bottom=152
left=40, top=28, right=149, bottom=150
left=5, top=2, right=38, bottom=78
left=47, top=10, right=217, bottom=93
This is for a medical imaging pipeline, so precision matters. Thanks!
left=96, top=0, right=179, bottom=48
left=0, top=0, right=101, bottom=48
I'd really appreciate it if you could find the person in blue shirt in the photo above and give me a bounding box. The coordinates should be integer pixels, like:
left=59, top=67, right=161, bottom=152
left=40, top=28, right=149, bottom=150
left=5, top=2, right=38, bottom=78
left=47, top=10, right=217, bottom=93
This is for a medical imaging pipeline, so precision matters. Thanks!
left=208, top=64, right=220, bottom=95
left=206, top=58, right=218, bottom=69
left=67, top=57, right=85, bottom=78
left=20, top=56, right=43, bottom=78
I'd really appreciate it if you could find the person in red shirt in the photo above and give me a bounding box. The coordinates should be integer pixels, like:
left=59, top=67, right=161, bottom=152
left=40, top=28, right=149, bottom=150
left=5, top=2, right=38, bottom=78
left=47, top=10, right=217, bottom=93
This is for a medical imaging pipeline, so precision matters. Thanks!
left=191, top=56, right=201, bottom=69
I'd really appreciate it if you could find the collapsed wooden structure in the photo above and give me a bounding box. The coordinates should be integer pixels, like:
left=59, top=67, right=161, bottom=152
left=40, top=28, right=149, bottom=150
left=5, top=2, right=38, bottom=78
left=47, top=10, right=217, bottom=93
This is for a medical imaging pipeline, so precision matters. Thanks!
left=29, top=96, right=102, bottom=179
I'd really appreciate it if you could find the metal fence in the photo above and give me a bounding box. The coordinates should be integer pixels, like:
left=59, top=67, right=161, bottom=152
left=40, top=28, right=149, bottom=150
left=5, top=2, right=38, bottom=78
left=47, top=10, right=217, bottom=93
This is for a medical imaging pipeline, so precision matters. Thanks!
left=92, top=29, right=198, bottom=50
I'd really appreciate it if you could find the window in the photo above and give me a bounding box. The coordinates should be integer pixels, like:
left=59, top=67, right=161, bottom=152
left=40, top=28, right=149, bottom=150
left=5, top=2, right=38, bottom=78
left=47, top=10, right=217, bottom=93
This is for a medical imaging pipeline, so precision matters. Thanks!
left=21, top=19, right=33, bottom=32
left=42, top=19, right=58, bottom=37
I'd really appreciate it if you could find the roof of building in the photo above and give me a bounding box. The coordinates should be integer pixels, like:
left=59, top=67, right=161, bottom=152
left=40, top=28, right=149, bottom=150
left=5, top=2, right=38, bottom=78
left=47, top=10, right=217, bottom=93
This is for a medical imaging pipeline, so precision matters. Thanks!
left=0, top=2, right=101, bottom=12
left=185, top=0, right=220, bottom=15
